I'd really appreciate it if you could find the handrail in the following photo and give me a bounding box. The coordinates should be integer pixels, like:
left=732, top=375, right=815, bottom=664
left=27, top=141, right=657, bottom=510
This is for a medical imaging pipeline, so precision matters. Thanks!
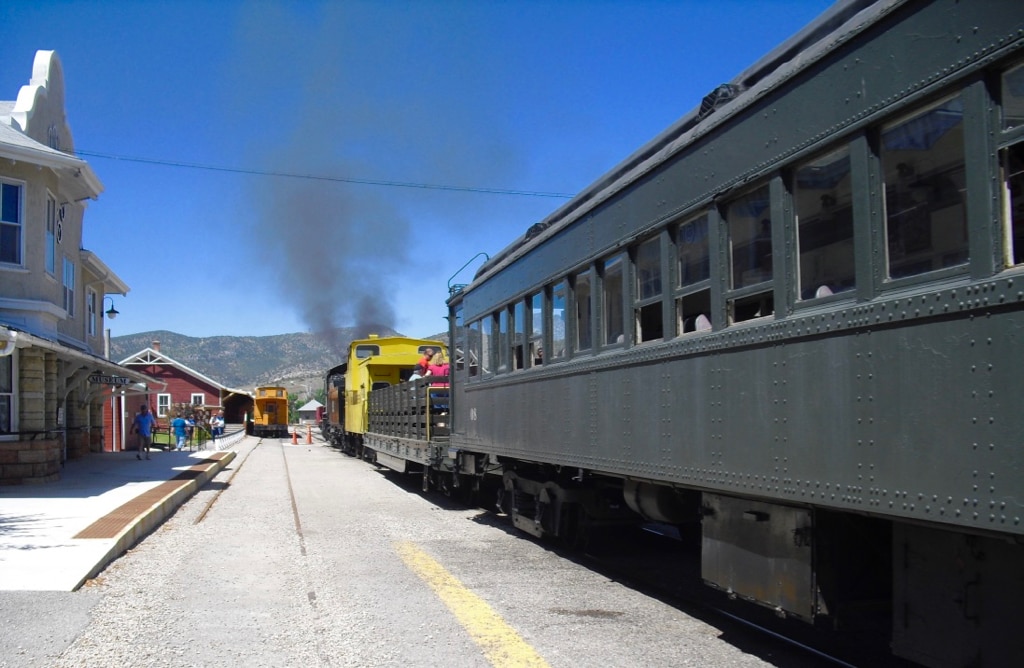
left=447, top=252, right=489, bottom=296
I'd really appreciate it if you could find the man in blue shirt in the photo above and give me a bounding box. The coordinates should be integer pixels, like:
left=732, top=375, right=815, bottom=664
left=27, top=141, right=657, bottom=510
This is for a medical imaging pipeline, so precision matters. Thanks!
left=132, top=403, right=157, bottom=460
left=171, top=413, right=188, bottom=452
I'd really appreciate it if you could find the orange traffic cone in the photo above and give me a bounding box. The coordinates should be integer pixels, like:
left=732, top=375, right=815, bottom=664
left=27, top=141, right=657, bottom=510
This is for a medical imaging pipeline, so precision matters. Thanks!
left=306, top=425, right=312, bottom=444
left=291, top=429, right=298, bottom=445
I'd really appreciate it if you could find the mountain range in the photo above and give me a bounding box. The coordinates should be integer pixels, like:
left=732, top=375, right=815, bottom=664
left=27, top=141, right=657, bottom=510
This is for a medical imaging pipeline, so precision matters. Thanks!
left=109, top=327, right=445, bottom=396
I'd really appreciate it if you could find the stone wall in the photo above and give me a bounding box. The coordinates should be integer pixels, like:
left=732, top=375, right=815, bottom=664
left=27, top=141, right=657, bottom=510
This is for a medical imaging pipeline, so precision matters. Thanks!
left=0, top=438, right=61, bottom=484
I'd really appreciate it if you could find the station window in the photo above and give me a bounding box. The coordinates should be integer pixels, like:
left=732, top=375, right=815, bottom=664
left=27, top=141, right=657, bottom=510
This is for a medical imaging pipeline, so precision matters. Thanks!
left=551, top=281, right=568, bottom=360
left=725, top=186, right=774, bottom=322
left=574, top=270, right=592, bottom=351
left=0, top=180, right=22, bottom=265
left=529, top=291, right=544, bottom=367
left=1000, top=62, right=1024, bottom=267
left=602, top=255, right=625, bottom=346
left=46, top=193, right=56, bottom=275
left=0, top=354, right=15, bottom=434
left=62, top=257, right=76, bottom=317
left=795, top=145, right=855, bottom=299
left=881, top=94, right=968, bottom=279
left=634, top=237, right=663, bottom=342
left=676, top=213, right=712, bottom=333
left=87, top=289, right=97, bottom=337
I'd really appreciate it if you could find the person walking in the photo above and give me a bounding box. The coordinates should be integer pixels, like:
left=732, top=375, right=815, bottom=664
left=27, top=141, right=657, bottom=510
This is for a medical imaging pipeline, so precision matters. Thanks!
left=132, top=403, right=157, bottom=460
left=171, top=413, right=188, bottom=451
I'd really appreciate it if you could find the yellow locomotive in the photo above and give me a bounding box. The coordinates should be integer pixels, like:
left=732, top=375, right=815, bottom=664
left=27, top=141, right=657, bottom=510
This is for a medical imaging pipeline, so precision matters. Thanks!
left=322, top=335, right=446, bottom=456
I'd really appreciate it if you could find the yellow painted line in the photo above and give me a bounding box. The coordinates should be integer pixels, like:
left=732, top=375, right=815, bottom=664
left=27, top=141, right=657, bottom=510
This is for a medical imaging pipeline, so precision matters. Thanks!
left=395, top=541, right=551, bottom=668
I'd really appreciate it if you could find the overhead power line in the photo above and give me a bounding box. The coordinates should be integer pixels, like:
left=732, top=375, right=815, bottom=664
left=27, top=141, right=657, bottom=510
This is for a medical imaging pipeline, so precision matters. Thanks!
left=75, top=149, right=576, bottom=199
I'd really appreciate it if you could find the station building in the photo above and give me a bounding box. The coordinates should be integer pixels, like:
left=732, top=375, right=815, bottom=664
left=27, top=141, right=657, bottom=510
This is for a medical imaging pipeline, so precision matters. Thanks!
left=1, top=50, right=156, bottom=484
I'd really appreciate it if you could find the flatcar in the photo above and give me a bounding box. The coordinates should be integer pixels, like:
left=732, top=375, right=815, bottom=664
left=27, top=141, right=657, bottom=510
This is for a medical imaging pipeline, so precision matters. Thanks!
left=251, top=385, right=290, bottom=439
left=321, top=335, right=447, bottom=457
left=352, top=2, right=1024, bottom=666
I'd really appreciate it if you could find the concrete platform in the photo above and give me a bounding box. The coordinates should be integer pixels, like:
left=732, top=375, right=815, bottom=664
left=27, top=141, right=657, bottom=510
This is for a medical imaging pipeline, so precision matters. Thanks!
left=0, top=432, right=248, bottom=591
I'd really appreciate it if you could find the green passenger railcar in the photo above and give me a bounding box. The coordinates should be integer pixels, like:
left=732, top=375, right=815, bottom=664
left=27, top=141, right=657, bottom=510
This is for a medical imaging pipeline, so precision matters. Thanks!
left=438, top=2, right=1024, bottom=666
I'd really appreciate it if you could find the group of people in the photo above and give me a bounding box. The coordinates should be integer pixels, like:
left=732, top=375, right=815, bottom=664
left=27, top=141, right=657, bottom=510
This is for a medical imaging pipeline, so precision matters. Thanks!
left=131, top=404, right=226, bottom=458
left=410, top=347, right=449, bottom=385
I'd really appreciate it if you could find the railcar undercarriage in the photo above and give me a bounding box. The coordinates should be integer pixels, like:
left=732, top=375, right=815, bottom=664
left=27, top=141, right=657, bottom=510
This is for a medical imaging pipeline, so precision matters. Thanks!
left=461, top=462, right=1024, bottom=667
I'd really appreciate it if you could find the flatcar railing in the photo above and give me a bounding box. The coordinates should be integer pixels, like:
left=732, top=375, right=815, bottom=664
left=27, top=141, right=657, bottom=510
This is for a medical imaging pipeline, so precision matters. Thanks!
left=368, top=377, right=450, bottom=442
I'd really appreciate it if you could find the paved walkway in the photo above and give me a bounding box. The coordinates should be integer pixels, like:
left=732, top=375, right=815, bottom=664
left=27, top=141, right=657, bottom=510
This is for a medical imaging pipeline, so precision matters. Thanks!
left=0, top=431, right=248, bottom=592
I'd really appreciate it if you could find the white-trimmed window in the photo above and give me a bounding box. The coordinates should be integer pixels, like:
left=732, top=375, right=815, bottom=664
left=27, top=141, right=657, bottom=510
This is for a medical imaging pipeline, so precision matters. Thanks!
left=191, top=393, right=205, bottom=406
left=0, top=180, right=23, bottom=265
left=62, top=257, right=76, bottom=316
left=157, top=393, right=171, bottom=417
left=46, top=193, right=57, bottom=275
left=0, top=353, right=15, bottom=435
left=87, top=289, right=97, bottom=336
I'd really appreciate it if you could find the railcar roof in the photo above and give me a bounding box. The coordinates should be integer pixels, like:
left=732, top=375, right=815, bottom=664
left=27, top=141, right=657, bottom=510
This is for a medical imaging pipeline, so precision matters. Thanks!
left=465, top=0, right=894, bottom=290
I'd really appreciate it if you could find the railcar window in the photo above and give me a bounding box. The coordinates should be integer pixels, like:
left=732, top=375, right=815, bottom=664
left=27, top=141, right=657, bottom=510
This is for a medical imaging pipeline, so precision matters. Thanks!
left=726, top=187, right=774, bottom=323
left=551, top=281, right=567, bottom=360
left=678, top=214, right=710, bottom=285
left=637, top=239, right=661, bottom=298
left=480, top=317, right=493, bottom=375
left=513, top=301, right=526, bottom=370
left=1001, top=63, right=1024, bottom=267
left=633, top=237, right=664, bottom=342
left=602, top=255, right=625, bottom=345
left=728, top=186, right=773, bottom=288
left=881, top=94, right=968, bottom=279
left=452, top=305, right=466, bottom=373
left=795, top=146, right=855, bottom=299
left=671, top=215, right=712, bottom=331
left=676, top=214, right=712, bottom=333
left=574, top=270, right=592, bottom=351
left=1002, top=143, right=1024, bottom=266
left=355, top=345, right=380, bottom=359
left=1001, top=62, right=1024, bottom=131
left=497, top=309, right=509, bottom=373
left=468, top=320, right=481, bottom=377
left=529, top=292, right=544, bottom=366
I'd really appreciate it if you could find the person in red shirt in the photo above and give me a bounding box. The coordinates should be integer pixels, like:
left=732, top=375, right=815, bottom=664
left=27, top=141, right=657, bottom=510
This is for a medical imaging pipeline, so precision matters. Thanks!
left=416, top=347, right=436, bottom=376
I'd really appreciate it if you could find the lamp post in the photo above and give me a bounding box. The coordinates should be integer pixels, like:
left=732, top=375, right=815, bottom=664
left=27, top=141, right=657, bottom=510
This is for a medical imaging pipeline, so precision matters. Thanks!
left=103, top=296, right=119, bottom=359
left=104, top=296, right=119, bottom=320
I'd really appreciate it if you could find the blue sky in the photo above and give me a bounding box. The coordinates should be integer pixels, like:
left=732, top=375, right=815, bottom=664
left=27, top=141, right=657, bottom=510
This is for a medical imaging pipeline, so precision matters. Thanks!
left=2, top=0, right=834, bottom=345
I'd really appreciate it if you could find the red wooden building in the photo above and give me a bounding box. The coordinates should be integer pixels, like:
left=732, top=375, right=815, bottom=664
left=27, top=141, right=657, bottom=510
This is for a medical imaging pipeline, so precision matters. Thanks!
left=103, top=341, right=253, bottom=451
